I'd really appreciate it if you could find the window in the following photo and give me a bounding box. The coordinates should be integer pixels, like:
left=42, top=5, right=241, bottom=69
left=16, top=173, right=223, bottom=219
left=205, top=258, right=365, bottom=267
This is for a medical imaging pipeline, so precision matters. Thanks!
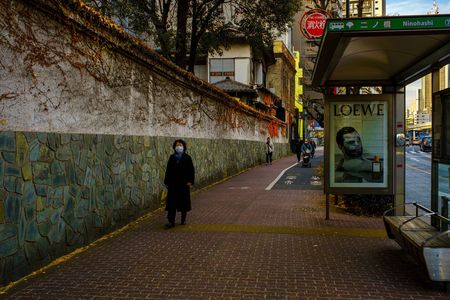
left=209, top=58, right=235, bottom=83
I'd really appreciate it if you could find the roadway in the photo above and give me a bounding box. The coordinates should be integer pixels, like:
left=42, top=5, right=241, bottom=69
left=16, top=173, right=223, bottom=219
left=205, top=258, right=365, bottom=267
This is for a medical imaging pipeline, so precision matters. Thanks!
left=270, top=145, right=434, bottom=210
left=269, top=149, right=323, bottom=191
left=405, top=145, right=431, bottom=208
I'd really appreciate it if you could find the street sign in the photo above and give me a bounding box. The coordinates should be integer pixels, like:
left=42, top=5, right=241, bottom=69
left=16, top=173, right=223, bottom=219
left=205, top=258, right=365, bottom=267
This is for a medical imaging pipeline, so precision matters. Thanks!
left=300, top=9, right=330, bottom=40
left=327, top=15, right=450, bottom=32
left=305, top=13, right=327, bottom=37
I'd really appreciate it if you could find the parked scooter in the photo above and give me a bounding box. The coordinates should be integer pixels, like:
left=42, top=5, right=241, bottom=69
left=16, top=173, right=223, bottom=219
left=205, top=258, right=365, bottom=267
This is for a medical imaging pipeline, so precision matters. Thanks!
left=301, top=149, right=312, bottom=168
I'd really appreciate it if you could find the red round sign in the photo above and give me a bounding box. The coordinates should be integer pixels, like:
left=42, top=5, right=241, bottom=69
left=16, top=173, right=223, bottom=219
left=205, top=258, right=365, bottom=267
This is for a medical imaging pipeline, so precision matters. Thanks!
left=300, top=10, right=329, bottom=40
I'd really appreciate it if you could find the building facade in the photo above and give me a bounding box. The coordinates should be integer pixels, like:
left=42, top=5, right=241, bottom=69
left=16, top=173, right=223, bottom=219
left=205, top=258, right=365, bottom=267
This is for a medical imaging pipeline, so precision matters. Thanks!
left=196, top=27, right=298, bottom=143
left=414, top=111, right=431, bottom=125
left=341, top=0, right=385, bottom=18
left=293, top=51, right=304, bottom=140
left=419, top=65, right=449, bottom=114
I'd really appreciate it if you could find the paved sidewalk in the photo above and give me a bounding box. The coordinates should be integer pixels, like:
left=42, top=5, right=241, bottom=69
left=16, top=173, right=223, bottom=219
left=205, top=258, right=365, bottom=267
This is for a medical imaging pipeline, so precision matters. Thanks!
left=2, top=153, right=449, bottom=299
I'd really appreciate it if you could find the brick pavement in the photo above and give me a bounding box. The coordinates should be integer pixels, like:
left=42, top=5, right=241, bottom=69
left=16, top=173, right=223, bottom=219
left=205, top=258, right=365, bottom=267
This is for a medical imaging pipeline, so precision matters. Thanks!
left=2, top=150, right=450, bottom=299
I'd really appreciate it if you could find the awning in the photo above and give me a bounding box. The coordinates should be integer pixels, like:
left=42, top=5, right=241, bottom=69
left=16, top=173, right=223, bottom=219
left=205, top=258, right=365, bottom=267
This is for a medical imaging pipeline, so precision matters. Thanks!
left=312, top=15, right=450, bottom=87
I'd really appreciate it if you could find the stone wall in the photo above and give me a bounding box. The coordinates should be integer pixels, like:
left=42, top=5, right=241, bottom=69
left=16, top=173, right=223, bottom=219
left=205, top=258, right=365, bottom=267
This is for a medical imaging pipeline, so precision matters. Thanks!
left=0, top=131, right=288, bottom=283
left=0, top=0, right=291, bottom=284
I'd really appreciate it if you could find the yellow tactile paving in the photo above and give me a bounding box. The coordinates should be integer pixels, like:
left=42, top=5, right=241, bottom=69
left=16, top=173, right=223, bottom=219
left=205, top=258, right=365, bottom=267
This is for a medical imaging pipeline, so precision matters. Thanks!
left=167, top=224, right=387, bottom=238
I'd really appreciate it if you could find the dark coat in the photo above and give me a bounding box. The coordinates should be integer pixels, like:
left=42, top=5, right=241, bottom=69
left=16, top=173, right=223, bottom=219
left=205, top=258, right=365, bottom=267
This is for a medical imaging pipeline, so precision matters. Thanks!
left=295, top=140, right=304, bottom=154
left=164, top=153, right=195, bottom=212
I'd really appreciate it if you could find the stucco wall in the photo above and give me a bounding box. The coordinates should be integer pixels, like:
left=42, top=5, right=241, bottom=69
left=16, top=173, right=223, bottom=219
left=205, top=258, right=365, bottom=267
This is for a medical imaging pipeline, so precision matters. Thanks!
left=0, top=0, right=282, bottom=142
left=0, top=0, right=291, bottom=284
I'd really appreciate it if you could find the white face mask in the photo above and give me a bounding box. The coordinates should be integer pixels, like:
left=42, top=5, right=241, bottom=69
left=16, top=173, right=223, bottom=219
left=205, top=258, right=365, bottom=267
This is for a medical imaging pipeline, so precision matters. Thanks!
left=175, top=146, right=184, bottom=154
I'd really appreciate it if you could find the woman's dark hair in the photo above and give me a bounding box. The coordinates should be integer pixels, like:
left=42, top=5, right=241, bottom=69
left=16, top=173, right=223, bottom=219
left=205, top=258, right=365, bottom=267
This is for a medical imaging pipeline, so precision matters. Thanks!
left=172, top=139, right=187, bottom=151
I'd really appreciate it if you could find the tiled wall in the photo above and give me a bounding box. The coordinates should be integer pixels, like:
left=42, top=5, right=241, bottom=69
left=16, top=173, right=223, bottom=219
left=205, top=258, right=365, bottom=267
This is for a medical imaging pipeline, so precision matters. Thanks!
left=0, top=131, right=290, bottom=284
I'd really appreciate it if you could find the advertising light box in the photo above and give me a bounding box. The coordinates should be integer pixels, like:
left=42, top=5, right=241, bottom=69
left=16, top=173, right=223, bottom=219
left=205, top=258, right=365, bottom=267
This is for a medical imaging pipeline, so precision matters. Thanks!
left=325, top=95, right=393, bottom=194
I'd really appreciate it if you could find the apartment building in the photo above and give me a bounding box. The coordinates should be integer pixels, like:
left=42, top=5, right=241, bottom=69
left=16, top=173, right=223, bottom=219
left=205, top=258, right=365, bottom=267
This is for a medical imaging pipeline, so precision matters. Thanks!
left=341, top=0, right=385, bottom=18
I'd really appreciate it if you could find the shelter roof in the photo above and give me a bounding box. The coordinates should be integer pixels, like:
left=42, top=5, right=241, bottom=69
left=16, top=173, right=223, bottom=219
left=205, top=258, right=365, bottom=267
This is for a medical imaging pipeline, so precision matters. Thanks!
left=312, top=15, right=450, bottom=87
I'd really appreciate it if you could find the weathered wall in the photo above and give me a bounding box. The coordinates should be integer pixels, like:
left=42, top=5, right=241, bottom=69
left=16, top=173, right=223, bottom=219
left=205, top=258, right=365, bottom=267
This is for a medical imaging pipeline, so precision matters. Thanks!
left=0, top=0, right=290, bottom=284
left=0, top=0, right=281, bottom=141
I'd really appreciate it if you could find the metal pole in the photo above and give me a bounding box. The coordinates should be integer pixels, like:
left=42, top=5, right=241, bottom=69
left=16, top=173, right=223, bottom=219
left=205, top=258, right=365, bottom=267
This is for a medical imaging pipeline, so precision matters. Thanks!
left=442, top=196, right=449, bottom=231
left=431, top=68, right=441, bottom=227
left=304, top=111, right=307, bottom=140
left=326, top=194, right=330, bottom=220
left=346, top=0, right=350, bottom=18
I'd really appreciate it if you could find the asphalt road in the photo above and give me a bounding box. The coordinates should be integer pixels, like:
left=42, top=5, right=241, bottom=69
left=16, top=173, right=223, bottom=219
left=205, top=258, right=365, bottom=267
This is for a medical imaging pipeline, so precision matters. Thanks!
left=269, top=146, right=436, bottom=210
left=270, top=148, right=323, bottom=191
left=405, top=145, right=432, bottom=207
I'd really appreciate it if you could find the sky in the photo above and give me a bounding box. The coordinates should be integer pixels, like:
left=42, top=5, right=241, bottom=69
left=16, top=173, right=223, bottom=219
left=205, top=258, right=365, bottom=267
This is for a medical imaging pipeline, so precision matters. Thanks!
left=385, top=0, right=450, bottom=107
left=386, top=0, right=450, bottom=16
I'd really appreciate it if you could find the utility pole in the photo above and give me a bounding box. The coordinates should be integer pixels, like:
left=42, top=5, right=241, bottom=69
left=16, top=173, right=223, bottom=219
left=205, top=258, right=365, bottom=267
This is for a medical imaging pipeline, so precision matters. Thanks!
left=346, top=0, right=350, bottom=18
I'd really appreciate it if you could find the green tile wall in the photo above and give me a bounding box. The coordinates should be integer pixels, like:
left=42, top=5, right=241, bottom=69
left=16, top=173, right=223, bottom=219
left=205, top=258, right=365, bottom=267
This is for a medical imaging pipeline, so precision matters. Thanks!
left=0, top=131, right=290, bottom=284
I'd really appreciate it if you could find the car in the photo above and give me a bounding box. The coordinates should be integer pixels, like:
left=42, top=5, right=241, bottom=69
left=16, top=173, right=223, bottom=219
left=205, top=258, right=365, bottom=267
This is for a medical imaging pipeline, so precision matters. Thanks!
left=420, top=137, right=432, bottom=152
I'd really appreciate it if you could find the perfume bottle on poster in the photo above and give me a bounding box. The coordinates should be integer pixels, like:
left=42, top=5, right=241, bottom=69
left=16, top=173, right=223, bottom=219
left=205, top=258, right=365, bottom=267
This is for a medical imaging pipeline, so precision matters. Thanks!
left=372, top=155, right=382, bottom=181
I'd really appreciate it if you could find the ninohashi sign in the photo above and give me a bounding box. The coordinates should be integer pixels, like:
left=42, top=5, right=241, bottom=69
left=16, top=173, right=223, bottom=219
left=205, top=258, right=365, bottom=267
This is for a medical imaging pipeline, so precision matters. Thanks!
left=300, top=9, right=329, bottom=40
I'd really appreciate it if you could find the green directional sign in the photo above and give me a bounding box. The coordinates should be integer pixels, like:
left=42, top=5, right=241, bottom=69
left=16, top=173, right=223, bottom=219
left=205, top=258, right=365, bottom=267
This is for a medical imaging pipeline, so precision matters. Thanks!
left=327, top=15, right=450, bottom=32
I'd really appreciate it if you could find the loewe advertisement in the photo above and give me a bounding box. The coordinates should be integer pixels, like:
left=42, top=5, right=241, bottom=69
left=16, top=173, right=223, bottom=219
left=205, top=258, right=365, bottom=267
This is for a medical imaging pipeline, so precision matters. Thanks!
left=330, top=100, right=388, bottom=188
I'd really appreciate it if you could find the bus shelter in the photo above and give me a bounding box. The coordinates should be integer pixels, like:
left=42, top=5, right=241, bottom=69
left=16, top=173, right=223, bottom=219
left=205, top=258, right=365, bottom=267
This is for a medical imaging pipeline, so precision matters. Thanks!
left=311, top=15, right=450, bottom=217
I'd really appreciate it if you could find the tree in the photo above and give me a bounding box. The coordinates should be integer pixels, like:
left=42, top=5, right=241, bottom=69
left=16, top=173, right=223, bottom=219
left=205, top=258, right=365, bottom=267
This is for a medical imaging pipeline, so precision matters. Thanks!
left=175, top=0, right=189, bottom=68
left=128, top=0, right=176, bottom=60
left=83, top=0, right=299, bottom=72
left=186, top=0, right=227, bottom=72
left=235, top=0, right=299, bottom=49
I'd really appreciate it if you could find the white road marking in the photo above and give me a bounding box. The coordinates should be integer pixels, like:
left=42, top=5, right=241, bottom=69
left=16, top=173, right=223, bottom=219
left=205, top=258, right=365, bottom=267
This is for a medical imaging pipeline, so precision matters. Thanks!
left=265, top=162, right=299, bottom=190
left=406, top=164, right=431, bottom=175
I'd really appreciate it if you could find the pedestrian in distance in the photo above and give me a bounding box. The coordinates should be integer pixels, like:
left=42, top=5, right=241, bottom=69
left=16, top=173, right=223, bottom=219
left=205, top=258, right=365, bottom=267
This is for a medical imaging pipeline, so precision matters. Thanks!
left=266, top=136, right=274, bottom=165
left=300, top=138, right=313, bottom=167
left=301, top=138, right=313, bottom=156
left=310, top=139, right=317, bottom=158
left=294, top=138, right=304, bottom=162
left=164, top=139, right=195, bottom=228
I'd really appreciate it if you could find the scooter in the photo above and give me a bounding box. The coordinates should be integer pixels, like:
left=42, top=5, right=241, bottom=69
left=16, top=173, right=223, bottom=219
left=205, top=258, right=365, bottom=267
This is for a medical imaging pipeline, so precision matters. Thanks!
left=301, top=150, right=312, bottom=168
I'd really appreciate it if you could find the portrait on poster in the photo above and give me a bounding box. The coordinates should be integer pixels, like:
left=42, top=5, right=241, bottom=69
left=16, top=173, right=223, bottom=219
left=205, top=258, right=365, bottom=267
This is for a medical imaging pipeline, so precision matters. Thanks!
left=330, top=100, right=388, bottom=188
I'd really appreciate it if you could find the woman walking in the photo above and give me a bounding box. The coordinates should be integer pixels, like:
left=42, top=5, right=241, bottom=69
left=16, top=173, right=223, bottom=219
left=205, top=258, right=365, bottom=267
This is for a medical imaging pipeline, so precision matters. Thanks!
left=164, top=139, right=195, bottom=228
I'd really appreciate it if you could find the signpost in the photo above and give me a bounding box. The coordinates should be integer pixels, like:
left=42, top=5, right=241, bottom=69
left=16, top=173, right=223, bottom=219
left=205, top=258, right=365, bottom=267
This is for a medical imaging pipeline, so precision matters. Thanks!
left=300, top=9, right=330, bottom=40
